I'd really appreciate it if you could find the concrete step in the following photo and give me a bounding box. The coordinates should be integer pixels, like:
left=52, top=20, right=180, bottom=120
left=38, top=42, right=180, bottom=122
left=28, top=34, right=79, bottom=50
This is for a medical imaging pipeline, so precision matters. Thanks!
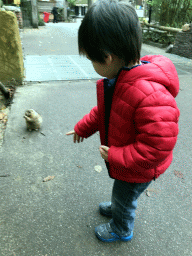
left=24, top=55, right=102, bottom=82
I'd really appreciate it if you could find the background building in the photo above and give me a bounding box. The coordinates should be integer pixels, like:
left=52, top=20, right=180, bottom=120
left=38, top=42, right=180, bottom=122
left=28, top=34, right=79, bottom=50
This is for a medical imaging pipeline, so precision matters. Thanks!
left=74, top=0, right=87, bottom=17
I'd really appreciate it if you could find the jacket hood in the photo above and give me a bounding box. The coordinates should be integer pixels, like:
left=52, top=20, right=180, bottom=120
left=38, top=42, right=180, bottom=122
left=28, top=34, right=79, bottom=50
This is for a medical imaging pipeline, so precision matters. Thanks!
left=138, top=55, right=179, bottom=98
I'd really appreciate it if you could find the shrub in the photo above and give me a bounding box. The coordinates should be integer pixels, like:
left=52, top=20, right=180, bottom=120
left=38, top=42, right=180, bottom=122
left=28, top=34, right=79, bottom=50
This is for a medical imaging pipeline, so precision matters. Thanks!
left=143, top=30, right=176, bottom=45
left=38, top=12, right=45, bottom=26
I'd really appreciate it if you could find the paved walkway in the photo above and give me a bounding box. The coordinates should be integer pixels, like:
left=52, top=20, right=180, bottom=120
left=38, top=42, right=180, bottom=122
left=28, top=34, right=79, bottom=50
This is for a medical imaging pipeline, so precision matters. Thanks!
left=1, top=75, right=192, bottom=256
left=25, top=55, right=101, bottom=81
left=0, top=22, right=191, bottom=256
left=24, top=49, right=192, bottom=82
left=21, top=20, right=192, bottom=82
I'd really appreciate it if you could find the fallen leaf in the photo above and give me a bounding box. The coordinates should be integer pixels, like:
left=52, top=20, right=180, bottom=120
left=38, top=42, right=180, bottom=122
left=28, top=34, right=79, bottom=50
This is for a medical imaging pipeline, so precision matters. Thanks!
left=146, top=190, right=150, bottom=197
left=94, top=165, right=102, bottom=173
left=174, top=170, right=184, bottom=179
left=145, top=188, right=159, bottom=197
left=43, top=175, right=55, bottom=182
left=4, top=114, right=8, bottom=119
left=0, top=112, right=6, bottom=120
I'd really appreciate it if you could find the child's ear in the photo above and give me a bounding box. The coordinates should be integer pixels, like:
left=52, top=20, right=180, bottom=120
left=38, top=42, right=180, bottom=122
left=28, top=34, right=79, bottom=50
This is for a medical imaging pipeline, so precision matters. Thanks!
left=105, top=54, right=113, bottom=66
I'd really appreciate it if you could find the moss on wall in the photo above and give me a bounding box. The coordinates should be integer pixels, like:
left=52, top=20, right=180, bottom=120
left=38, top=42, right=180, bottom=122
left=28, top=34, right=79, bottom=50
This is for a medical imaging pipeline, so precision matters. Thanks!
left=0, top=10, right=24, bottom=84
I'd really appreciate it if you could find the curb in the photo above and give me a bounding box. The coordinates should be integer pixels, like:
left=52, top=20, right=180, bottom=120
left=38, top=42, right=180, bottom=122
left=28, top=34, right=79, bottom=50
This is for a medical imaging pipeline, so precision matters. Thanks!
left=143, top=40, right=167, bottom=49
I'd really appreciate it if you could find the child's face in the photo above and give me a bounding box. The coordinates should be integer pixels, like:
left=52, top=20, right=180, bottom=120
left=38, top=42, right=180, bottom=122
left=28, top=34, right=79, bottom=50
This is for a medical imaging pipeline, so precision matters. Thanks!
left=91, top=61, right=116, bottom=79
left=87, top=54, right=125, bottom=79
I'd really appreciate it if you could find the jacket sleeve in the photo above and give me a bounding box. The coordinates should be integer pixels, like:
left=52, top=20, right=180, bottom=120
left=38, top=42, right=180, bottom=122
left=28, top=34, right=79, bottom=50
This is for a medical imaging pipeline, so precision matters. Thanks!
left=74, top=106, right=99, bottom=138
left=108, top=90, right=180, bottom=171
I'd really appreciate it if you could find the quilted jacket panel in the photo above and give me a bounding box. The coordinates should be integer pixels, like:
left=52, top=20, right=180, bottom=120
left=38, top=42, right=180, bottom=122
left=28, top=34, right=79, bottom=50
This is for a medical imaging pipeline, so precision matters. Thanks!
left=74, top=55, right=180, bottom=183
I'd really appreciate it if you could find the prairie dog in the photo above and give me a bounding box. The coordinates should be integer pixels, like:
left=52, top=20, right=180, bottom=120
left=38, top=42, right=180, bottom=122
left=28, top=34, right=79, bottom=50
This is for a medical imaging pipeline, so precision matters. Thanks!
left=24, top=109, right=42, bottom=131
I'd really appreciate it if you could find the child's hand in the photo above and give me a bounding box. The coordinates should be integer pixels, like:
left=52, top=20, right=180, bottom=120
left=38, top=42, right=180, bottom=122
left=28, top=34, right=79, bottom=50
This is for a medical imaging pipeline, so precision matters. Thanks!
left=99, top=145, right=109, bottom=162
left=66, top=130, right=84, bottom=143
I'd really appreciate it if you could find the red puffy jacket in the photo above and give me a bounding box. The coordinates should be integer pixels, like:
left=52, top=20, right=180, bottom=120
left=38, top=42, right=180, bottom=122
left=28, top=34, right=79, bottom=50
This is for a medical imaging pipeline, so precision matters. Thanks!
left=74, top=55, right=180, bottom=183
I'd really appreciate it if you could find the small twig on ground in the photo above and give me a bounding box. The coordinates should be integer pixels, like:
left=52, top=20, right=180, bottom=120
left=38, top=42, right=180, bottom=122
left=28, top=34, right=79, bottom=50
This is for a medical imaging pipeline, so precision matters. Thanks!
left=0, top=174, right=10, bottom=177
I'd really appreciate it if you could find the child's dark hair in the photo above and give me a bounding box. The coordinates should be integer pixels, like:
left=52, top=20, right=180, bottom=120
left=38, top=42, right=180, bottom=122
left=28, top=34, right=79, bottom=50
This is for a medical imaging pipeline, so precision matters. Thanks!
left=78, top=0, right=142, bottom=66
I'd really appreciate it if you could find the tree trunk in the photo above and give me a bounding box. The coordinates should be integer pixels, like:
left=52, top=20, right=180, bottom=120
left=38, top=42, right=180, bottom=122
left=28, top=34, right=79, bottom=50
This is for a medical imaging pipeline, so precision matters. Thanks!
left=63, top=0, right=67, bottom=21
left=159, top=0, right=191, bottom=27
left=159, top=0, right=169, bottom=26
left=88, top=0, right=92, bottom=10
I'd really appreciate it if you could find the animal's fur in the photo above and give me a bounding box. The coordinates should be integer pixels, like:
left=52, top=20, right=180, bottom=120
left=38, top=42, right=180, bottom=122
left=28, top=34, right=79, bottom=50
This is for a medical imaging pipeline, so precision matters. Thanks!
left=24, top=109, right=42, bottom=131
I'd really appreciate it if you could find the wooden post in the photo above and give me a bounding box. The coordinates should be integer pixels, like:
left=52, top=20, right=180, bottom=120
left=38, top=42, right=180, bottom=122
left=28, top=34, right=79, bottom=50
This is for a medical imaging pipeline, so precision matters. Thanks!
left=63, top=0, right=67, bottom=21
left=31, top=0, right=38, bottom=28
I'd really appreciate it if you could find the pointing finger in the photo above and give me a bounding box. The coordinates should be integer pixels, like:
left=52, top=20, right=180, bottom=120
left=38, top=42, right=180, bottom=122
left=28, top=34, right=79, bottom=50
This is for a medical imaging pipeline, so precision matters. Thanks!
left=66, top=130, right=75, bottom=135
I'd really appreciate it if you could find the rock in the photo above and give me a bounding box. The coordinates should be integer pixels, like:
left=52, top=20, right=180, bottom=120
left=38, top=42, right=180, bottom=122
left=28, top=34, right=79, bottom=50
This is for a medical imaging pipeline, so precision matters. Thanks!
left=172, top=31, right=192, bottom=59
left=166, top=44, right=173, bottom=53
left=94, top=165, right=102, bottom=173
left=182, top=24, right=190, bottom=32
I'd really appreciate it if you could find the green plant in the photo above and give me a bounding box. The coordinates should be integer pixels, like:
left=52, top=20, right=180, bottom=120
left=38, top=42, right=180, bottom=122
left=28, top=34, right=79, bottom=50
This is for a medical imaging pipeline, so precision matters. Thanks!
left=147, top=0, right=192, bottom=27
left=67, top=0, right=77, bottom=8
left=38, top=12, right=45, bottom=26
left=57, top=8, right=64, bottom=21
left=143, top=30, right=176, bottom=45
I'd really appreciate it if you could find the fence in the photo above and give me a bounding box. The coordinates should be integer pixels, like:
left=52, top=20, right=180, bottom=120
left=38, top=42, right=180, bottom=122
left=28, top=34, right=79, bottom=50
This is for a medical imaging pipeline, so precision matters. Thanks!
left=141, top=21, right=182, bottom=47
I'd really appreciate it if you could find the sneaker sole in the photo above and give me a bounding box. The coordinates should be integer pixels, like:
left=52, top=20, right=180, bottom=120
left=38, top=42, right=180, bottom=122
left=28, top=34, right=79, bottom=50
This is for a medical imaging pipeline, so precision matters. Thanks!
left=95, top=230, right=133, bottom=242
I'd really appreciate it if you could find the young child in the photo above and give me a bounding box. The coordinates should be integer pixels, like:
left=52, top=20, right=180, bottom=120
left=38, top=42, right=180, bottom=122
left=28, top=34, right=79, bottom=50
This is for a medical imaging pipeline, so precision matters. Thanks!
left=66, top=0, right=180, bottom=242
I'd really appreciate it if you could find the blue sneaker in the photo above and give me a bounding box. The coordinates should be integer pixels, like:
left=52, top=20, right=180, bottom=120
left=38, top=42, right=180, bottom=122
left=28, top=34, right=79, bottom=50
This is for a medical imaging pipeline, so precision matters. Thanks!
left=99, top=202, right=112, bottom=217
left=95, top=222, right=133, bottom=242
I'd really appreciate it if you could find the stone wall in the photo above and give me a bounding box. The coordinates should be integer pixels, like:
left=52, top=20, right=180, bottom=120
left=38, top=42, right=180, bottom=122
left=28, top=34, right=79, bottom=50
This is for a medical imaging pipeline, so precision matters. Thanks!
left=172, top=29, right=192, bottom=59
left=3, top=6, right=23, bottom=29
left=0, top=11, right=24, bottom=84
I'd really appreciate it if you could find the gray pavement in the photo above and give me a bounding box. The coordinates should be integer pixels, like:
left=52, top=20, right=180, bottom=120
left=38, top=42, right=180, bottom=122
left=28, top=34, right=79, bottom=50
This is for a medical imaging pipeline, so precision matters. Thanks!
left=24, top=55, right=102, bottom=81
left=21, top=21, right=192, bottom=82
left=21, top=20, right=103, bottom=81
left=21, top=21, right=81, bottom=56
left=0, top=22, right=192, bottom=256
